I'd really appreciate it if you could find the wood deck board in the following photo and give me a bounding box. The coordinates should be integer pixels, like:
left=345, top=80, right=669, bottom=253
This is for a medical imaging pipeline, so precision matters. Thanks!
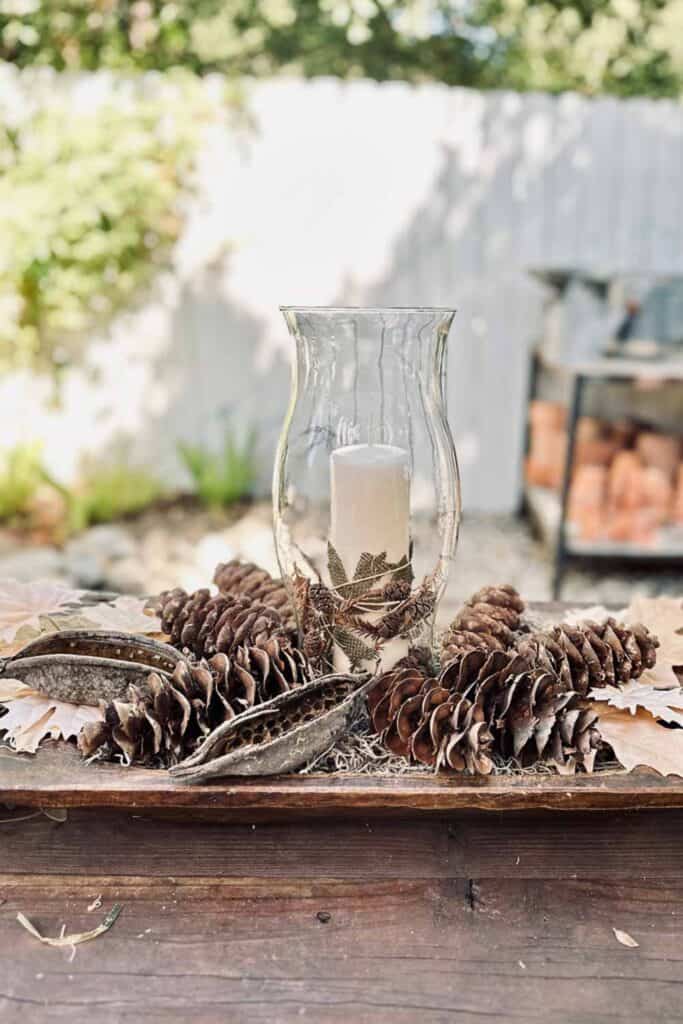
left=2, top=744, right=683, bottom=815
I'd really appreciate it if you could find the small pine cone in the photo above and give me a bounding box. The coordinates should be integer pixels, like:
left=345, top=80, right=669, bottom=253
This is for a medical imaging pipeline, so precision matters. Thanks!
left=394, top=645, right=436, bottom=674
left=440, top=584, right=525, bottom=663
left=383, top=579, right=412, bottom=604
left=156, top=588, right=287, bottom=659
left=515, top=617, right=659, bottom=695
left=309, top=583, right=336, bottom=622
left=213, top=560, right=295, bottom=631
left=303, top=628, right=331, bottom=665
left=376, top=588, right=434, bottom=640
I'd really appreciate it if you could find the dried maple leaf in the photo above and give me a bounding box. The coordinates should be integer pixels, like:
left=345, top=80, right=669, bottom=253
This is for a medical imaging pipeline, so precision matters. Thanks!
left=81, top=596, right=161, bottom=634
left=624, top=596, right=683, bottom=688
left=0, top=579, right=85, bottom=645
left=593, top=704, right=683, bottom=777
left=0, top=679, right=102, bottom=754
left=589, top=681, right=683, bottom=728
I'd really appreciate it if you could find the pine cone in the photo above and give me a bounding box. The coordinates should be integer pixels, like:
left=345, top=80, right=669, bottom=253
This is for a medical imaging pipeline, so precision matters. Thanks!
left=79, top=638, right=311, bottom=767
left=213, top=560, right=295, bottom=631
left=515, top=618, right=659, bottom=695
left=369, top=649, right=601, bottom=775
left=441, top=584, right=525, bottom=663
left=157, top=587, right=289, bottom=659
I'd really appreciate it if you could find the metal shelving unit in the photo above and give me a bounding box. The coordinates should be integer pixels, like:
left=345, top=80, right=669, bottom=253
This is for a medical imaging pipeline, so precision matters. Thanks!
left=526, top=352, right=683, bottom=598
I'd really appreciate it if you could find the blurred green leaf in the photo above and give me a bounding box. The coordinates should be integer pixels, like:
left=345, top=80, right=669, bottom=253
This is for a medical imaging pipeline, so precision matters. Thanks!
left=0, top=442, right=45, bottom=523
left=178, top=428, right=257, bottom=508
left=0, top=80, right=206, bottom=372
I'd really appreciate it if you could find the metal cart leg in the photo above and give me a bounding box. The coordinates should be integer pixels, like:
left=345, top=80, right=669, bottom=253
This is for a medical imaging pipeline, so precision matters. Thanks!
left=552, top=373, right=585, bottom=600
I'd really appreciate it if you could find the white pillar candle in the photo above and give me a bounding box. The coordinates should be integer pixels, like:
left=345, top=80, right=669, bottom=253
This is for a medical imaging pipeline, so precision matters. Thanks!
left=330, top=444, right=411, bottom=669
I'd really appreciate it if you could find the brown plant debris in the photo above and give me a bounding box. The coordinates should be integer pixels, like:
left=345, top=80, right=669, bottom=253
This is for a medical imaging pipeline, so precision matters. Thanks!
left=612, top=928, right=639, bottom=949
left=17, top=904, right=122, bottom=950
left=292, top=545, right=427, bottom=672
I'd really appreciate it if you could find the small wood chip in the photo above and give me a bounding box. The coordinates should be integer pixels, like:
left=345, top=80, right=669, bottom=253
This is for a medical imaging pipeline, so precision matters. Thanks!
left=17, top=905, right=122, bottom=949
left=613, top=927, right=639, bottom=948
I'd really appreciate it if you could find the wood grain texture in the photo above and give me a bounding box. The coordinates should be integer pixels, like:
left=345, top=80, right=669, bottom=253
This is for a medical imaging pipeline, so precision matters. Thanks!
left=2, top=809, right=683, bottom=1023
left=2, top=742, right=683, bottom=815
left=1, top=870, right=682, bottom=1023
left=3, top=809, right=683, bottom=881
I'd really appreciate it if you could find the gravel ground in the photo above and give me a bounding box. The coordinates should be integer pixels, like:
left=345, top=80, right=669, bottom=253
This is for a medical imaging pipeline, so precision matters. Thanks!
left=0, top=500, right=679, bottom=621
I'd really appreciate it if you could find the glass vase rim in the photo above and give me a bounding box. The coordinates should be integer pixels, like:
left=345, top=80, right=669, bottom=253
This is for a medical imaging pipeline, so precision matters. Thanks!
left=279, top=305, right=457, bottom=315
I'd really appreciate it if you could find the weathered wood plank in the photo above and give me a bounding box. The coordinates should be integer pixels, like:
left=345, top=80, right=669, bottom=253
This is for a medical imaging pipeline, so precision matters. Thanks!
left=3, top=809, right=683, bottom=881
left=1, top=872, right=681, bottom=1024
left=2, top=743, right=683, bottom=815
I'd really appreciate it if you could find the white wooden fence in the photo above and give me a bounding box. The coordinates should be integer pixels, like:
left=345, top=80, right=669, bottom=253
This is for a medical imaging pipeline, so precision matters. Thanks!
left=4, top=75, right=683, bottom=511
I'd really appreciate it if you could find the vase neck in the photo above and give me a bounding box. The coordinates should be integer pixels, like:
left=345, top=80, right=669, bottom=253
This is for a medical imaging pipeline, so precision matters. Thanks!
left=283, top=308, right=454, bottom=447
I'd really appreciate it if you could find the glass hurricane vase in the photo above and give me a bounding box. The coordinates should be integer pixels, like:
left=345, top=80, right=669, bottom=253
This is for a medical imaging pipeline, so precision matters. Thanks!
left=273, top=307, right=460, bottom=674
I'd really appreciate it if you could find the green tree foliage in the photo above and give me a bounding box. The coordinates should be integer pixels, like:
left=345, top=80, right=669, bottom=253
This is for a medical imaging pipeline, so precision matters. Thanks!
left=2, top=1, right=683, bottom=96
left=0, top=72, right=206, bottom=371
left=474, top=0, right=683, bottom=98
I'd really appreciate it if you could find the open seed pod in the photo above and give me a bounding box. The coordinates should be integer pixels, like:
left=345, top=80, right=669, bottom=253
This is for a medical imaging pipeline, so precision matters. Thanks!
left=170, top=672, right=373, bottom=782
left=0, top=630, right=185, bottom=705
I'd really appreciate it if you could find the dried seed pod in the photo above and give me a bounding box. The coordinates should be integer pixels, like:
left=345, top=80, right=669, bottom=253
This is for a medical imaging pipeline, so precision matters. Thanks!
left=0, top=630, right=185, bottom=705
left=170, top=673, right=373, bottom=781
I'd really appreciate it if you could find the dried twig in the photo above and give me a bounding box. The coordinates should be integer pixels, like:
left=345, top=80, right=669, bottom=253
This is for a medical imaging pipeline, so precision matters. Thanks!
left=16, top=904, right=122, bottom=950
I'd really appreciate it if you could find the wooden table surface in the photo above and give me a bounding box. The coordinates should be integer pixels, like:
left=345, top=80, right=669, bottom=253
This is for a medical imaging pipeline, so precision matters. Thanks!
left=2, top=789, right=683, bottom=1022
left=2, top=587, right=683, bottom=1024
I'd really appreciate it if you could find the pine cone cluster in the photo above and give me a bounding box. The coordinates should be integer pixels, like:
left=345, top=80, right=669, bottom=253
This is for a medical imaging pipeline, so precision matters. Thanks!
left=368, top=649, right=601, bottom=775
left=516, top=618, right=659, bottom=695
left=213, top=560, right=295, bottom=632
left=79, top=637, right=311, bottom=766
left=441, top=584, right=525, bottom=663
left=157, top=587, right=291, bottom=659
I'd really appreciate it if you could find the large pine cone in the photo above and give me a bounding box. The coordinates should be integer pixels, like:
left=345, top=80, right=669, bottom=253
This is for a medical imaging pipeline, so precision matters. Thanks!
left=213, top=560, right=295, bottom=631
left=441, top=584, right=525, bottom=663
left=368, top=649, right=601, bottom=775
left=156, top=587, right=290, bottom=658
left=515, top=618, right=659, bottom=695
left=79, top=637, right=312, bottom=766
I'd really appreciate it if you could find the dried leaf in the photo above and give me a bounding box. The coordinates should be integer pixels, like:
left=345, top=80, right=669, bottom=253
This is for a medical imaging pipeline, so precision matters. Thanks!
left=0, top=580, right=85, bottom=645
left=593, top=704, right=683, bottom=777
left=0, top=680, right=102, bottom=754
left=81, top=596, right=162, bottom=634
left=333, top=628, right=378, bottom=668
left=348, top=552, right=391, bottom=598
left=327, top=542, right=348, bottom=590
left=389, top=554, right=414, bottom=585
left=589, top=681, right=683, bottom=727
left=624, top=597, right=683, bottom=688
left=612, top=928, right=639, bottom=948
left=17, top=905, right=122, bottom=949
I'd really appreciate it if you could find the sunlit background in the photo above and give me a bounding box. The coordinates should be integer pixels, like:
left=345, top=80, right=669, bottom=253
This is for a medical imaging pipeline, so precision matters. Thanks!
left=1, top=0, right=682, bottom=611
